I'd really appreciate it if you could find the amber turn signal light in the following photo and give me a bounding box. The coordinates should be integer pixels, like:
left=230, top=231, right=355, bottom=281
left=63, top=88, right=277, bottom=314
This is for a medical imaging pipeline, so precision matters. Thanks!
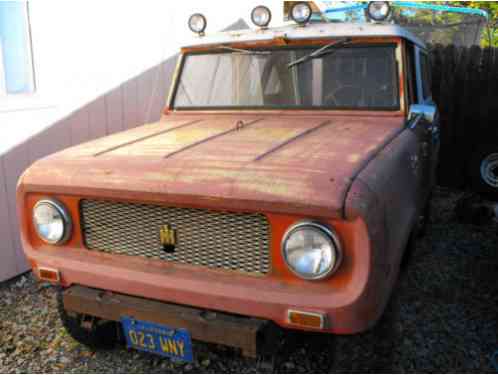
left=38, top=267, right=60, bottom=283
left=288, top=310, right=326, bottom=329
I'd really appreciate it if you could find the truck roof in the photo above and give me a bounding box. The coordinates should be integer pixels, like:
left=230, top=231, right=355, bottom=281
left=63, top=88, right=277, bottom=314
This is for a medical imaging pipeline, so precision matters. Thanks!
left=183, top=22, right=427, bottom=50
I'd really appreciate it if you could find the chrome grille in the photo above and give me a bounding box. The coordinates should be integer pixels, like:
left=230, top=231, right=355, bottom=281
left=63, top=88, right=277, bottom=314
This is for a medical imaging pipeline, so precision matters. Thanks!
left=80, top=200, right=271, bottom=275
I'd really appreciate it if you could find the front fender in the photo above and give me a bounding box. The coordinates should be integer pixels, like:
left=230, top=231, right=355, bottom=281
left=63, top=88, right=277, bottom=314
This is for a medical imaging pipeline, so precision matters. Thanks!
left=344, top=128, right=421, bottom=327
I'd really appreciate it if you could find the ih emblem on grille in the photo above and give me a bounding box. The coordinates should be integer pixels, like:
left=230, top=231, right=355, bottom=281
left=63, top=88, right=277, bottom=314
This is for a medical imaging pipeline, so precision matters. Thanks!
left=159, top=224, right=177, bottom=253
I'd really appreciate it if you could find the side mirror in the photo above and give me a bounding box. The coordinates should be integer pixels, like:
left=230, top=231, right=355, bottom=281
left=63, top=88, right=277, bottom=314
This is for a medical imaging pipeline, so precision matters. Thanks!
left=408, top=104, right=436, bottom=123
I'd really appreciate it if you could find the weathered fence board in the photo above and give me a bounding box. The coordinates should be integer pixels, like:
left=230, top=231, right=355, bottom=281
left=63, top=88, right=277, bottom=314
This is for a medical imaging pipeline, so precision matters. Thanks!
left=430, top=45, right=498, bottom=188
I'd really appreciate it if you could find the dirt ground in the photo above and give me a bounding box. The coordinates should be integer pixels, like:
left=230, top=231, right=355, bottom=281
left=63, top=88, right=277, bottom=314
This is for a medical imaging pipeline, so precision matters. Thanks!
left=1, top=188, right=497, bottom=373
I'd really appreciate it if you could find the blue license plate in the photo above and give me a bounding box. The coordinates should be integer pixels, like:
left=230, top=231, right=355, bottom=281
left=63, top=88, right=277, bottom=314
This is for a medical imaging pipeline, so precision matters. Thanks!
left=121, top=316, right=193, bottom=363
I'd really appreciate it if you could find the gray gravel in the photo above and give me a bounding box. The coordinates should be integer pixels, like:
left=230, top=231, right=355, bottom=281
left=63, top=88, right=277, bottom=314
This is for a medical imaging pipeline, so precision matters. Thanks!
left=1, top=188, right=497, bottom=373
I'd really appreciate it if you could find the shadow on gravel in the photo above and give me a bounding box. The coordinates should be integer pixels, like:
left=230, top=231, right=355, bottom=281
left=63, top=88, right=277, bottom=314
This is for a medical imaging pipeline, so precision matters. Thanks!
left=267, top=298, right=400, bottom=373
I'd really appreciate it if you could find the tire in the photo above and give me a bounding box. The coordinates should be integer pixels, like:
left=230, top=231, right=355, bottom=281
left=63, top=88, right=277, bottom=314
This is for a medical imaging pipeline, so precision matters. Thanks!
left=56, top=288, right=120, bottom=350
left=468, top=145, right=498, bottom=197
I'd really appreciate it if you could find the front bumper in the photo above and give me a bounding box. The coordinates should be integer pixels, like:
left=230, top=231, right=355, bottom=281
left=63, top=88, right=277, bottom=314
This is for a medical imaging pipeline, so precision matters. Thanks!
left=63, top=285, right=279, bottom=358
left=26, top=241, right=378, bottom=335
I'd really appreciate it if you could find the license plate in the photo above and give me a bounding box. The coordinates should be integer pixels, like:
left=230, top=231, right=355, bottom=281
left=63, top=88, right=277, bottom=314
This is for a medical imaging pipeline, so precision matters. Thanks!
left=121, top=316, right=193, bottom=363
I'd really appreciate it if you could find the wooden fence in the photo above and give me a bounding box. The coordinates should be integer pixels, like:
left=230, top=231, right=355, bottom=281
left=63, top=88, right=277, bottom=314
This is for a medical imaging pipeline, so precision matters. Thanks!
left=430, top=45, right=498, bottom=189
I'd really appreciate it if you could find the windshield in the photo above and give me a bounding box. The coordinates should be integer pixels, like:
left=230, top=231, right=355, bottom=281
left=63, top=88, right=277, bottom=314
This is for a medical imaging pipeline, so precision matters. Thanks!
left=172, top=45, right=400, bottom=110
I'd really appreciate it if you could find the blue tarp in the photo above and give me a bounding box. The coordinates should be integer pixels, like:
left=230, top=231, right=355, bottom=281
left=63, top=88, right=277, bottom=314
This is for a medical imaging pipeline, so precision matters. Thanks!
left=324, top=2, right=488, bottom=19
left=320, top=1, right=488, bottom=46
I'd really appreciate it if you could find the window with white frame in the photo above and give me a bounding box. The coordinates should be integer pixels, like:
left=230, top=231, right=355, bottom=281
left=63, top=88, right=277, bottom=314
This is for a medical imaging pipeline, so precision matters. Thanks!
left=0, top=1, right=35, bottom=96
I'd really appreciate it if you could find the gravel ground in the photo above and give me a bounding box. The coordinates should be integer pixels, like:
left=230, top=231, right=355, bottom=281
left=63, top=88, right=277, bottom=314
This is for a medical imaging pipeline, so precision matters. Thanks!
left=0, top=188, right=497, bottom=373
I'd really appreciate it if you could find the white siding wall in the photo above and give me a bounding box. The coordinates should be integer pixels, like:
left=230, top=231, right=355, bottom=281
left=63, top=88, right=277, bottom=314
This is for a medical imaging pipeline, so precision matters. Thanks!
left=0, top=61, right=173, bottom=282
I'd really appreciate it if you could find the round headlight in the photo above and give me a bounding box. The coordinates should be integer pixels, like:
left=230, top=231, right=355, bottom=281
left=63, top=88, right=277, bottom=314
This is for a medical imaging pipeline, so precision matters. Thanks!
left=188, top=13, right=207, bottom=35
left=251, top=6, right=272, bottom=28
left=367, top=1, right=391, bottom=22
left=290, top=2, right=312, bottom=25
left=33, top=199, right=72, bottom=245
left=282, top=222, right=342, bottom=280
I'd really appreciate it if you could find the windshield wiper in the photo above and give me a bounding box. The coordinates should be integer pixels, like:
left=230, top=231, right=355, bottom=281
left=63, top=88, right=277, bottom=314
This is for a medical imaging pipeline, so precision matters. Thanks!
left=219, top=46, right=271, bottom=55
left=287, top=37, right=352, bottom=69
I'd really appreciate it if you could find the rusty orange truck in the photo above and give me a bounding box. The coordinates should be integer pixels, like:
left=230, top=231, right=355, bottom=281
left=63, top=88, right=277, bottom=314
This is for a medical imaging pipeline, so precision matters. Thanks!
left=18, top=2, right=439, bottom=362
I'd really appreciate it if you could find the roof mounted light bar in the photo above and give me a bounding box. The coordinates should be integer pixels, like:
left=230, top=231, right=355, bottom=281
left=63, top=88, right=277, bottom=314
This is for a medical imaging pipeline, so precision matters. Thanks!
left=367, top=2, right=392, bottom=22
left=188, top=13, right=207, bottom=36
left=290, top=2, right=313, bottom=26
left=251, top=5, right=272, bottom=28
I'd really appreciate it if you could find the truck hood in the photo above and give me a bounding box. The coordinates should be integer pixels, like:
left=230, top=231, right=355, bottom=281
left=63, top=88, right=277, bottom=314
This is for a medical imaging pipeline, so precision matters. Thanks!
left=20, top=113, right=404, bottom=218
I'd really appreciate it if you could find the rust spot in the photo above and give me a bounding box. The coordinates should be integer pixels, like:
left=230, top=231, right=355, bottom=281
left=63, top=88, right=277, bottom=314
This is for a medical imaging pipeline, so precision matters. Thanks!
left=348, top=154, right=361, bottom=163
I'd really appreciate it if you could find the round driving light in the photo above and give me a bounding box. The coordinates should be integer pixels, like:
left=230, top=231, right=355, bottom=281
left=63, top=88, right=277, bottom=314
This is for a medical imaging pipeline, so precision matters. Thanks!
left=282, top=222, right=342, bottom=280
left=367, top=1, right=391, bottom=22
left=290, top=2, right=312, bottom=25
left=188, top=13, right=207, bottom=35
left=251, top=6, right=272, bottom=28
left=33, top=199, right=72, bottom=245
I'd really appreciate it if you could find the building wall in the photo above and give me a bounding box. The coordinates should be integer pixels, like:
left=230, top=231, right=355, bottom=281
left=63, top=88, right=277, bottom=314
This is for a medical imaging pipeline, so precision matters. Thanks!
left=0, top=60, right=174, bottom=282
left=0, top=0, right=284, bottom=282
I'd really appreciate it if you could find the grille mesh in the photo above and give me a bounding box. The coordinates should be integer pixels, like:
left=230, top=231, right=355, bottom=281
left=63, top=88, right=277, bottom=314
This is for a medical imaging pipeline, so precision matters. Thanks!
left=80, top=200, right=271, bottom=275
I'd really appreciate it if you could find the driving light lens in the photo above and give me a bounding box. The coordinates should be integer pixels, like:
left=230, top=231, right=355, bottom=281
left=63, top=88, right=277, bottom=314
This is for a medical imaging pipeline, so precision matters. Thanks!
left=282, top=222, right=341, bottom=280
left=251, top=6, right=272, bottom=28
left=367, top=1, right=391, bottom=22
left=290, top=2, right=312, bottom=25
left=188, top=13, right=207, bottom=34
left=33, top=200, right=71, bottom=245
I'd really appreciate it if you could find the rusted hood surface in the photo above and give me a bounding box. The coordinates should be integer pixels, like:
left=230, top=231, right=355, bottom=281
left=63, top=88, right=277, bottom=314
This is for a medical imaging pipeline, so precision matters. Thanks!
left=21, top=113, right=404, bottom=218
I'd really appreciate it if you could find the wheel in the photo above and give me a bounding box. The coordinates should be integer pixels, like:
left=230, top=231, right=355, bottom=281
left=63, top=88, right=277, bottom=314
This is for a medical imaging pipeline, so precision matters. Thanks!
left=56, top=288, right=120, bottom=349
left=468, top=145, right=498, bottom=197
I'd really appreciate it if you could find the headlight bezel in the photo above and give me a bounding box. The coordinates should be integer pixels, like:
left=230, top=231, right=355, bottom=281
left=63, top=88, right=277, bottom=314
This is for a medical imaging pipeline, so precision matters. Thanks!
left=33, top=199, right=72, bottom=245
left=281, top=221, right=342, bottom=281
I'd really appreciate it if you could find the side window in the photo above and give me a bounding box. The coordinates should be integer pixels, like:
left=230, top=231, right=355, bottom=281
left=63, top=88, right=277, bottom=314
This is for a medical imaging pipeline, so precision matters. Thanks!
left=0, top=1, right=35, bottom=95
left=420, top=52, right=432, bottom=101
left=406, top=43, right=418, bottom=104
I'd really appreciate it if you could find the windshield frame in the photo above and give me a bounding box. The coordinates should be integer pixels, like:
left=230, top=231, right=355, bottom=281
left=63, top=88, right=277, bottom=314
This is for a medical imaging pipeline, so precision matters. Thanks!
left=168, top=41, right=403, bottom=112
